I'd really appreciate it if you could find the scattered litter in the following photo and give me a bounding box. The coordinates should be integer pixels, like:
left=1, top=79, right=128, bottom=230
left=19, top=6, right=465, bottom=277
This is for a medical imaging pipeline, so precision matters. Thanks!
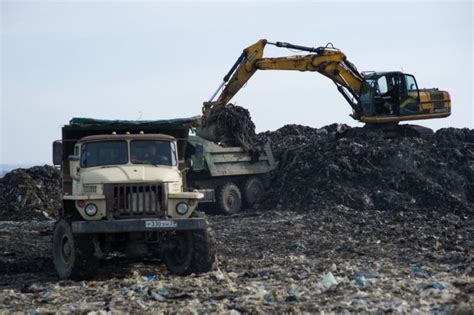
left=316, top=272, right=338, bottom=290
left=412, top=266, right=426, bottom=278
left=355, top=276, right=366, bottom=286
left=427, top=283, right=446, bottom=290
left=0, top=223, right=11, bottom=230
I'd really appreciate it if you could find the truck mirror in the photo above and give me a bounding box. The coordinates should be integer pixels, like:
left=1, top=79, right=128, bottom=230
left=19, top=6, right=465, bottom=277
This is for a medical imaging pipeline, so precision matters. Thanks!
left=186, top=158, right=193, bottom=168
left=52, top=141, right=62, bottom=166
left=68, top=155, right=80, bottom=180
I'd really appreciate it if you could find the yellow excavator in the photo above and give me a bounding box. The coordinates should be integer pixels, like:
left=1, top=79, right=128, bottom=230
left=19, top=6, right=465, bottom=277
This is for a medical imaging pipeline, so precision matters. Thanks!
left=198, top=39, right=451, bottom=141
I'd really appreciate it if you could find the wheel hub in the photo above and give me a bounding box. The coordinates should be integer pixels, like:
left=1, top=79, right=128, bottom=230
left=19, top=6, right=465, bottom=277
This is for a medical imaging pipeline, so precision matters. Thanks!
left=61, top=235, right=72, bottom=264
left=226, top=194, right=236, bottom=208
left=250, top=185, right=261, bottom=199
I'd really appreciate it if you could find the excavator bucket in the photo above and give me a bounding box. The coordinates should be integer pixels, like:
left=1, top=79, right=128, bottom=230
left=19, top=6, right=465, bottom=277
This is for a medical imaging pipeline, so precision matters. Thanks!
left=196, top=123, right=218, bottom=142
left=197, top=104, right=256, bottom=151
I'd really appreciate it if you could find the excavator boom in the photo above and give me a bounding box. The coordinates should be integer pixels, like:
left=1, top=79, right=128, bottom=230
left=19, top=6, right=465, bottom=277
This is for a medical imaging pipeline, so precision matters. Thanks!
left=204, top=39, right=364, bottom=118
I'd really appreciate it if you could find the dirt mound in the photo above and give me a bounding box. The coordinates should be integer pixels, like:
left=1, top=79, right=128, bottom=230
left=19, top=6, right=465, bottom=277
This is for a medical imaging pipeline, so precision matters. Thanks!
left=0, top=165, right=61, bottom=221
left=259, top=125, right=474, bottom=213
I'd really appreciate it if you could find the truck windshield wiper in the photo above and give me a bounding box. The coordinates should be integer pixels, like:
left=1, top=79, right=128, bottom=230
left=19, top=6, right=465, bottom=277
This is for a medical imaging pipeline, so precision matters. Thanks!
left=132, top=160, right=160, bottom=167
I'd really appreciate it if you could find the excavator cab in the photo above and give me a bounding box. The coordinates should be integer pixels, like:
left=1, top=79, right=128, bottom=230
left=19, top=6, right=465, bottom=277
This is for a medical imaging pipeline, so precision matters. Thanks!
left=359, top=72, right=419, bottom=116
left=358, top=71, right=450, bottom=123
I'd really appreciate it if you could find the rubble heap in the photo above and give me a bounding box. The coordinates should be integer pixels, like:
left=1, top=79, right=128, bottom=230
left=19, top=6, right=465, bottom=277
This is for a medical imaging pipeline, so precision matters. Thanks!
left=0, top=165, right=60, bottom=221
left=258, top=125, right=474, bottom=213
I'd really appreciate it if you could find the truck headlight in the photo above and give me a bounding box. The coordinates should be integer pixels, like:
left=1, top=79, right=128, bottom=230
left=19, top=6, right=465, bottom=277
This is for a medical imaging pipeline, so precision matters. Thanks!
left=84, top=203, right=98, bottom=216
left=176, top=202, right=189, bottom=215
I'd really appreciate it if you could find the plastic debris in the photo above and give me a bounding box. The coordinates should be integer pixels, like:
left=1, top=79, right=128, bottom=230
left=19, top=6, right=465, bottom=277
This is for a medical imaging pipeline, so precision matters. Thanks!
left=316, top=272, right=338, bottom=290
left=0, top=223, right=11, bottom=230
left=355, top=276, right=366, bottom=286
left=412, top=266, right=426, bottom=278
left=427, top=283, right=446, bottom=290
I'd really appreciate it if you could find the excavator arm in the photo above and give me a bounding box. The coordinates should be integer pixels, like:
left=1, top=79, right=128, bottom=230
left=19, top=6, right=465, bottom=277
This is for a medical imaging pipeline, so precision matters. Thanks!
left=203, top=39, right=364, bottom=119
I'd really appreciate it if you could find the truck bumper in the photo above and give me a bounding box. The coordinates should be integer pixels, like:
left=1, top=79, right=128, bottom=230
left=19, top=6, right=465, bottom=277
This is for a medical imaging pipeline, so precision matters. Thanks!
left=71, top=218, right=206, bottom=234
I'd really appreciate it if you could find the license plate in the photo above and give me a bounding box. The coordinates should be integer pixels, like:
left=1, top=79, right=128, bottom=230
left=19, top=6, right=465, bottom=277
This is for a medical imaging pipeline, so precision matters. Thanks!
left=145, top=220, right=178, bottom=229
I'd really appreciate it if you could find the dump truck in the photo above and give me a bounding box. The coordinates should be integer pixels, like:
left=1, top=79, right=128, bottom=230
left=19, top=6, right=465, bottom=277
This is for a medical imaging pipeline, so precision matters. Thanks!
left=52, top=117, right=216, bottom=279
left=185, top=134, right=276, bottom=215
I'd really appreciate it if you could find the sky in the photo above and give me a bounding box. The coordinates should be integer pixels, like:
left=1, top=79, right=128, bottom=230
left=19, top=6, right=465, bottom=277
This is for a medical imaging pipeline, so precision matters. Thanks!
left=1, top=1, right=473, bottom=165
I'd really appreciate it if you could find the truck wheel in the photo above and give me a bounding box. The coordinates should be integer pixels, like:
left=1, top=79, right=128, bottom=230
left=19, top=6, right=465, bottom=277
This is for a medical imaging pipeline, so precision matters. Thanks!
left=162, top=231, right=194, bottom=275
left=163, top=213, right=216, bottom=275
left=189, top=212, right=217, bottom=274
left=217, top=183, right=242, bottom=215
left=52, top=219, right=97, bottom=280
left=242, top=176, right=265, bottom=207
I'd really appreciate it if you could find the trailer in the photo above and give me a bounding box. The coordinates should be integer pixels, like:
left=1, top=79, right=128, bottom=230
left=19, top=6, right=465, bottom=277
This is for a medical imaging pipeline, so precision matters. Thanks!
left=185, top=135, right=276, bottom=215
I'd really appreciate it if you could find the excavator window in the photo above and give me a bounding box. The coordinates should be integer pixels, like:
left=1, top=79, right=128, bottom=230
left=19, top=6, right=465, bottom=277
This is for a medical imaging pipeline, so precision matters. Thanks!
left=359, top=78, right=378, bottom=116
left=377, top=76, right=388, bottom=95
left=399, top=74, right=420, bottom=115
left=359, top=72, right=407, bottom=116
left=405, top=75, right=418, bottom=92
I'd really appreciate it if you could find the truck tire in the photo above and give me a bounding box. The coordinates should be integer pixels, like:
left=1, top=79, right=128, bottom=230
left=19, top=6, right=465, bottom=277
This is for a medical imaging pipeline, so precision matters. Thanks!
left=189, top=212, right=217, bottom=274
left=162, top=231, right=194, bottom=275
left=242, top=176, right=265, bottom=208
left=53, top=219, right=98, bottom=280
left=163, top=212, right=216, bottom=275
left=217, top=182, right=242, bottom=215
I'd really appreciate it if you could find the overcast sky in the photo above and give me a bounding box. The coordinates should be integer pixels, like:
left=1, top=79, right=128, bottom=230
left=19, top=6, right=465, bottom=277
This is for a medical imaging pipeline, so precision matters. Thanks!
left=1, top=1, right=473, bottom=165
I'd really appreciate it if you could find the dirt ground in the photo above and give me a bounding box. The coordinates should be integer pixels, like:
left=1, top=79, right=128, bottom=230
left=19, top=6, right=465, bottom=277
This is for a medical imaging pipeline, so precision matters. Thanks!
left=0, top=207, right=472, bottom=313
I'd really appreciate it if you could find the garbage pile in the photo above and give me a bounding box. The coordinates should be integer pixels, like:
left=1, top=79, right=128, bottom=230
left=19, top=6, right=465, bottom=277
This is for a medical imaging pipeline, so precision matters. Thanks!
left=0, top=166, right=61, bottom=221
left=200, top=104, right=256, bottom=150
left=258, top=124, right=474, bottom=213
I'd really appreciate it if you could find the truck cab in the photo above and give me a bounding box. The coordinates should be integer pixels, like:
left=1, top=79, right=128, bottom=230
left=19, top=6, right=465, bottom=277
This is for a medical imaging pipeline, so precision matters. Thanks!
left=67, top=133, right=196, bottom=220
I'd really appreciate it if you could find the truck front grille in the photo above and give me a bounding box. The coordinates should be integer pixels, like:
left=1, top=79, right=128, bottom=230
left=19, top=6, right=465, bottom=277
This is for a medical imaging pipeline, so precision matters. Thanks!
left=105, top=183, right=165, bottom=218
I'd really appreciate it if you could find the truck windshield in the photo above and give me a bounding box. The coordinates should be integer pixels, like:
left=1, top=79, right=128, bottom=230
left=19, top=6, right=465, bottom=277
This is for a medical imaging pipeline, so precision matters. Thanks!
left=80, top=141, right=128, bottom=168
left=130, top=140, right=177, bottom=166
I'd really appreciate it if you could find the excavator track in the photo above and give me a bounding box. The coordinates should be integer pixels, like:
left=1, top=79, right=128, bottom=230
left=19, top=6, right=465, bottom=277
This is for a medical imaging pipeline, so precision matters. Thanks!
left=364, top=123, right=433, bottom=138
